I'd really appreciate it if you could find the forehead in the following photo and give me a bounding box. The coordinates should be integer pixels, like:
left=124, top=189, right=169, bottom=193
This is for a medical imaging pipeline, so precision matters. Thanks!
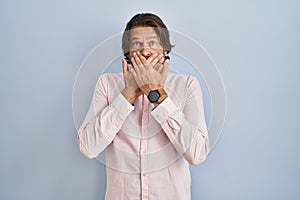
left=130, top=26, right=159, bottom=39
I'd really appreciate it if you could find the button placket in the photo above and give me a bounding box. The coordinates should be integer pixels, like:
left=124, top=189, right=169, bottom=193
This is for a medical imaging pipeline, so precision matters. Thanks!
left=140, top=95, right=149, bottom=200
left=140, top=138, right=148, bottom=200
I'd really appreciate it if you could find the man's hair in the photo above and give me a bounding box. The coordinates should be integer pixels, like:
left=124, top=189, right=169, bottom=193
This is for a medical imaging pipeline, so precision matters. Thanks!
left=122, top=13, right=174, bottom=56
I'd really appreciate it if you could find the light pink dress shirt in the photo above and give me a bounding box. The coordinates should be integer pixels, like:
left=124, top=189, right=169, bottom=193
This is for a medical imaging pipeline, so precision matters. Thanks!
left=77, top=72, right=210, bottom=200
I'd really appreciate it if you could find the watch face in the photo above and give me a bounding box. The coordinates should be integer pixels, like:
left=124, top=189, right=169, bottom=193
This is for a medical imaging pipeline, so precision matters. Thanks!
left=148, top=90, right=160, bottom=103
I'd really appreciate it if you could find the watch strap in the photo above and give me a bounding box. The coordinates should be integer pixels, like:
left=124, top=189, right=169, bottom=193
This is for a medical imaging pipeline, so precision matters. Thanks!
left=156, top=88, right=168, bottom=104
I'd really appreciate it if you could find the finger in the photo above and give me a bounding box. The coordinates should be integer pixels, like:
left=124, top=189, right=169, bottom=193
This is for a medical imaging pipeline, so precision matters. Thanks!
left=137, top=52, right=148, bottom=67
left=161, top=58, right=169, bottom=80
left=130, top=64, right=137, bottom=77
left=130, top=54, right=139, bottom=70
left=129, top=64, right=134, bottom=71
left=134, top=52, right=144, bottom=68
left=159, top=57, right=165, bottom=64
left=122, top=58, right=128, bottom=75
left=158, top=64, right=164, bottom=73
left=154, top=63, right=162, bottom=71
left=146, top=53, right=158, bottom=63
left=158, top=56, right=169, bottom=72
left=150, top=53, right=164, bottom=66
left=130, top=56, right=139, bottom=75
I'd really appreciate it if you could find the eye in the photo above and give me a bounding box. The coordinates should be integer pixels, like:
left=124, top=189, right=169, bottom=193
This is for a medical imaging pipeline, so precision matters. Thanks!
left=132, top=41, right=142, bottom=48
left=149, top=40, right=158, bottom=47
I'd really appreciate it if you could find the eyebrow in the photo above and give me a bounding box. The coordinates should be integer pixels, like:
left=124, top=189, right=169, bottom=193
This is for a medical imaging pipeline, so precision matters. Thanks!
left=131, top=36, right=159, bottom=40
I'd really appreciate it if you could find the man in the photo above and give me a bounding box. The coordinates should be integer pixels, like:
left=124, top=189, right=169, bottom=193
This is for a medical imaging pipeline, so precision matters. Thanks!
left=77, top=13, right=210, bottom=200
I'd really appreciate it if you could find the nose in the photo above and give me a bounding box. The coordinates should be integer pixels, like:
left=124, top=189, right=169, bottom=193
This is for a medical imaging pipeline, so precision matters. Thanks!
left=140, top=46, right=151, bottom=58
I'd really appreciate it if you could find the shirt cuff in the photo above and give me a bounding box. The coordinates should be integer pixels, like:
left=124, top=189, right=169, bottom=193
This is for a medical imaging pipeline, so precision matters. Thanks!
left=150, top=97, right=178, bottom=124
left=111, top=93, right=134, bottom=118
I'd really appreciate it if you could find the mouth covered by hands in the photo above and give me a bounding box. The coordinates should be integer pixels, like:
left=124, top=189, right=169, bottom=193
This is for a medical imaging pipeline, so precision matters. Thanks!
left=121, top=52, right=169, bottom=105
left=130, top=52, right=169, bottom=95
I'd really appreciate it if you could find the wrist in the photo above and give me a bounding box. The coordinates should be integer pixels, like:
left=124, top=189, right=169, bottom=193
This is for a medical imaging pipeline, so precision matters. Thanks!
left=141, top=83, right=162, bottom=96
left=147, top=87, right=168, bottom=105
left=121, top=88, right=138, bottom=105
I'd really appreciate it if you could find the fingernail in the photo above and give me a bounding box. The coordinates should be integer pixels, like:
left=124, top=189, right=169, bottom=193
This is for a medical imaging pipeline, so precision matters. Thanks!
left=154, top=53, right=158, bottom=56
left=137, top=51, right=140, bottom=54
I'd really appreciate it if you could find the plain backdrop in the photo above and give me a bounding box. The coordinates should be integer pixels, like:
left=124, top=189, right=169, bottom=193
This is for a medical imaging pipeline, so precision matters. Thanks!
left=0, top=0, right=299, bottom=200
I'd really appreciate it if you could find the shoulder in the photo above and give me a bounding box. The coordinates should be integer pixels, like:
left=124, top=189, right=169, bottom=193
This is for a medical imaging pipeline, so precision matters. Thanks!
left=97, top=73, right=122, bottom=82
left=96, top=73, right=123, bottom=87
left=95, top=73, right=123, bottom=93
left=166, top=73, right=199, bottom=86
left=166, top=73, right=202, bottom=98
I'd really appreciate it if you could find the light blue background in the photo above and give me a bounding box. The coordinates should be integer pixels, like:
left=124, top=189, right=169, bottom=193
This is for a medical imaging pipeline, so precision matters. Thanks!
left=1, top=0, right=299, bottom=199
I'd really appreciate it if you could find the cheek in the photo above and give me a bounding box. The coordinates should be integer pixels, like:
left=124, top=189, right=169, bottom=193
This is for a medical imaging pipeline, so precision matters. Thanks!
left=129, top=51, right=136, bottom=59
left=129, top=52, right=132, bottom=58
left=153, top=47, right=164, bottom=54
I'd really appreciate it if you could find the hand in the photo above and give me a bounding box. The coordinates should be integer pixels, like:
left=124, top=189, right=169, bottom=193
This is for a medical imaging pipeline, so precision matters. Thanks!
left=153, top=56, right=169, bottom=85
left=121, top=58, right=142, bottom=104
left=130, top=52, right=169, bottom=95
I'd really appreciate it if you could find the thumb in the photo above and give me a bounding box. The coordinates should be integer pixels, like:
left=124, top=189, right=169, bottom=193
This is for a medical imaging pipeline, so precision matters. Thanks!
left=161, top=58, right=169, bottom=79
left=122, top=58, right=128, bottom=75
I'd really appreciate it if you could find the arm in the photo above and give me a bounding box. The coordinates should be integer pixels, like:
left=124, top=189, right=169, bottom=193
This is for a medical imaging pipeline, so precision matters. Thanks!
left=77, top=74, right=134, bottom=159
left=151, top=76, right=210, bottom=165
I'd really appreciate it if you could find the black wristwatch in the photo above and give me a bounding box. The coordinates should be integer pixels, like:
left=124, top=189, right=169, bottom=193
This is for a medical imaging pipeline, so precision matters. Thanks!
left=147, top=90, right=160, bottom=103
left=147, top=88, right=168, bottom=103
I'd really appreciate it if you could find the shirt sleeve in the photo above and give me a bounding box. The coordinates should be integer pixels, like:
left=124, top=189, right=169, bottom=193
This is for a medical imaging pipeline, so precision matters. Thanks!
left=77, top=74, right=134, bottom=159
left=151, top=75, right=210, bottom=165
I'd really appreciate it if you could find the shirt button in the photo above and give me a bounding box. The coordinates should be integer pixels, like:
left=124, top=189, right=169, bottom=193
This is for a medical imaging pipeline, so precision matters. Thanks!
left=142, top=172, right=147, bottom=176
